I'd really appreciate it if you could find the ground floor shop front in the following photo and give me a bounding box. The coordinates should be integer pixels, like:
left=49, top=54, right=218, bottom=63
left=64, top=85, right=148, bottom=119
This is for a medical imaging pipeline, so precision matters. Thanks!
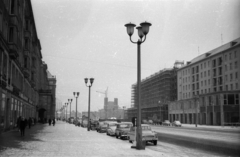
left=169, top=92, right=240, bottom=126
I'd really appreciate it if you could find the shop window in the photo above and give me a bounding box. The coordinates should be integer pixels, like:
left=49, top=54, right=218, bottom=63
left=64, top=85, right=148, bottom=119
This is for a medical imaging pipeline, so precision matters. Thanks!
left=236, top=94, right=239, bottom=105
left=224, top=94, right=227, bottom=105
left=0, top=12, right=3, bottom=32
left=228, top=94, right=235, bottom=105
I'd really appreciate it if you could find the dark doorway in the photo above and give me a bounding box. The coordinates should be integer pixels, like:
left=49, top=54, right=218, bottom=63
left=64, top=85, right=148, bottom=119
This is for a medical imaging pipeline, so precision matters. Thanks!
left=38, top=108, right=46, bottom=123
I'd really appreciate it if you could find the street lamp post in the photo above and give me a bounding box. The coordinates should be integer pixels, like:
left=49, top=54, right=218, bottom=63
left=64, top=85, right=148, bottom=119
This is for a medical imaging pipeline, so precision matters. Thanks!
left=73, top=92, right=80, bottom=126
left=68, top=99, right=73, bottom=119
left=124, top=21, right=152, bottom=150
left=85, top=78, right=94, bottom=131
left=65, top=103, right=68, bottom=122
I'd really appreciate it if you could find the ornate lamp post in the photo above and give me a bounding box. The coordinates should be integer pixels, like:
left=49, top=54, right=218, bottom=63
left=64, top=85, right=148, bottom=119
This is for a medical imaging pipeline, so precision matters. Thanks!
left=84, top=78, right=94, bottom=131
left=68, top=99, right=73, bottom=119
left=65, top=102, right=68, bottom=122
left=124, top=21, right=152, bottom=150
left=73, top=92, right=80, bottom=126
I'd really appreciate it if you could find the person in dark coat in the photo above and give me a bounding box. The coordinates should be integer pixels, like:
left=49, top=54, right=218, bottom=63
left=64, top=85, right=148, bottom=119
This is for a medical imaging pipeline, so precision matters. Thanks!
left=48, top=119, right=51, bottom=126
left=28, top=117, right=32, bottom=129
left=52, top=118, right=55, bottom=126
left=17, top=116, right=21, bottom=132
left=20, top=117, right=26, bottom=137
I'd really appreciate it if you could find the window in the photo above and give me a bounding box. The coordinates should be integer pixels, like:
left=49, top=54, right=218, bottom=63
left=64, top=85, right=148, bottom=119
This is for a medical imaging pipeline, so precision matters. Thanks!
left=201, top=72, right=203, bottom=78
left=4, top=21, right=8, bottom=40
left=225, top=54, right=227, bottom=61
left=208, top=79, right=210, bottom=85
left=236, top=72, right=238, bottom=79
left=205, top=80, right=207, bottom=86
left=226, top=85, right=228, bottom=91
left=24, top=38, right=29, bottom=50
left=204, top=71, right=206, bottom=77
left=234, top=51, right=237, bottom=58
left=0, top=12, right=3, bottom=32
left=225, top=65, right=227, bottom=71
left=201, top=64, right=202, bottom=69
left=8, top=27, right=14, bottom=42
left=236, top=83, right=239, bottom=90
left=229, top=53, right=232, bottom=60
left=231, top=84, right=233, bottom=90
left=10, top=0, right=15, bottom=14
left=235, top=61, right=238, bottom=69
left=230, top=63, right=232, bottom=70
left=204, top=62, right=206, bottom=68
left=208, top=70, right=210, bottom=76
left=230, top=73, right=233, bottom=81
left=24, top=57, right=28, bottom=68
left=225, top=75, right=228, bottom=81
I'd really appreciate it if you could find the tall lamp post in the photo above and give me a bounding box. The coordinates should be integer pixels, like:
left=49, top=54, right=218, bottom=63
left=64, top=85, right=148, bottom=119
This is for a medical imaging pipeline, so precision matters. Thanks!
left=65, top=103, right=68, bottom=122
left=68, top=99, right=73, bottom=119
left=124, top=21, right=152, bottom=150
left=85, top=78, right=94, bottom=131
left=73, top=92, right=80, bottom=126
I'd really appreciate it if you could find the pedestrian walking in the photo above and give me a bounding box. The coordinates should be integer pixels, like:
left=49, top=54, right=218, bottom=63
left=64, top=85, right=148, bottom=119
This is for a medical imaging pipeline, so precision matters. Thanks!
left=48, top=119, right=51, bottom=126
left=20, top=117, right=26, bottom=137
left=17, top=116, right=21, bottom=132
left=52, top=118, right=55, bottom=126
left=28, top=117, right=32, bottom=129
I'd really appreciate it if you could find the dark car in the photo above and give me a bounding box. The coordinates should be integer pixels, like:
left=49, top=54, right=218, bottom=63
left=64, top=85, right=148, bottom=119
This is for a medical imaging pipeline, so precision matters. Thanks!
left=162, top=120, right=171, bottom=126
left=96, top=121, right=105, bottom=132
left=115, top=122, right=133, bottom=139
left=97, top=124, right=108, bottom=133
left=90, top=121, right=98, bottom=130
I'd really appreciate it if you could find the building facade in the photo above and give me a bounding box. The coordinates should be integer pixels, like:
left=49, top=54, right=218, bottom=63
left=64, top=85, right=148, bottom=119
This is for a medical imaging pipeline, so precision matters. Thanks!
left=169, top=38, right=240, bottom=126
left=0, top=0, right=56, bottom=132
left=126, top=61, right=182, bottom=122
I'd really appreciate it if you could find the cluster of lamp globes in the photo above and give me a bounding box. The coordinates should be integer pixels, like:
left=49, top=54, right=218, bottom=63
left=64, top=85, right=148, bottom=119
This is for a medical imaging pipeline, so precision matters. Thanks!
left=124, top=22, right=152, bottom=39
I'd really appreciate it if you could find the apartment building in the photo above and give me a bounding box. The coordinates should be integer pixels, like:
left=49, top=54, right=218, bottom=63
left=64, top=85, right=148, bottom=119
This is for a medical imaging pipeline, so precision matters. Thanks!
left=169, top=38, right=240, bottom=126
left=0, top=0, right=56, bottom=132
left=126, top=61, right=182, bottom=122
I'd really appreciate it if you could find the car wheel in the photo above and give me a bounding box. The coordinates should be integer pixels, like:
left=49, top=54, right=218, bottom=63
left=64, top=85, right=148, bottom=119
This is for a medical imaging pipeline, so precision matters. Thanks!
left=153, top=140, right=157, bottom=145
left=129, top=140, right=132, bottom=143
left=116, top=135, right=118, bottom=139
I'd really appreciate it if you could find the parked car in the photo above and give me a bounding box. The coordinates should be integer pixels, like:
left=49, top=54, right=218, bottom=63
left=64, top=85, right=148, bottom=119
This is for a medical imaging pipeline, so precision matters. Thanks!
left=90, top=121, right=98, bottom=130
left=106, top=122, right=118, bottom=136
left=128, top=124, right=158, bottom=145
left=172, top=120, right=182, bottom=127
left=97, top=124, right=108, bottom=133
left=115, top=122, right=133, bottom=139
left=162, top=120, right=171, bottom=126
left=96, top=121, right=105, bottom=132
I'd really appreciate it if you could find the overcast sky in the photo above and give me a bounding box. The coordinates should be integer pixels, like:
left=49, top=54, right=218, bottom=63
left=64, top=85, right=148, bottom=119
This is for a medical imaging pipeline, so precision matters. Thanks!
left=31, top=0, right=240, bottom=112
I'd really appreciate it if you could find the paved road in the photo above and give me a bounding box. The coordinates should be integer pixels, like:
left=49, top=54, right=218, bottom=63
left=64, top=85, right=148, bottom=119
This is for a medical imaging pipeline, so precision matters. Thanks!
left=0, top=121, right=239, bottom=157
left=152, top=125, right=240, bottom=156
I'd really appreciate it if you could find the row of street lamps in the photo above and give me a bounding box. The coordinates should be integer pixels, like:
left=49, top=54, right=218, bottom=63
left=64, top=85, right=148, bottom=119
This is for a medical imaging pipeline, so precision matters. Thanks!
left=59, top=78, right=94, bottom=131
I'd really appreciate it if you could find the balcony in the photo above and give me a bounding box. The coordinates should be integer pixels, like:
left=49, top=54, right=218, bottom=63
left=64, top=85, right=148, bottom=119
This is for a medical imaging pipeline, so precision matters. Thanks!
left=39, top=89, right=52, bottom=95
left=9, top=15, right=19, bottom=26
left=8, top=44, right=19, bottom=59
left=23, top=68, right=30, bottom=78
left=24, top=30, right=31, bottom=38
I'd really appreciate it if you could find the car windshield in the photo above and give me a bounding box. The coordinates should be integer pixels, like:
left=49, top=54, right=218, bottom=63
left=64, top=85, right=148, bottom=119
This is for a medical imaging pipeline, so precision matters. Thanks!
left=110, top=126, right=116, bottom=129
left=119, top=124, right=131, bottom=128
left=142, top=126, right=151, bottom=130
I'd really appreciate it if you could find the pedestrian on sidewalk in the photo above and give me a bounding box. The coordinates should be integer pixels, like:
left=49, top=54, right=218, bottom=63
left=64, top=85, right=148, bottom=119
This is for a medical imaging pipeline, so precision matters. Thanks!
left=20, top=117, right=26, bottom=137
left=28, top=117, right=32, bottom=129
left=52, top=118, right=55, bottom=126
left=48, top=118, right=51, bottom=126
left=17, top=116, right=21, bottom=132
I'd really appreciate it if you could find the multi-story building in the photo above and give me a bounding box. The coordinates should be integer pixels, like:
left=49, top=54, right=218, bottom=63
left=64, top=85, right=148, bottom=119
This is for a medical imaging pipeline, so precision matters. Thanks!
left=126, top=61, right=182, bottom=122
left=0, top=0, right=56, bottom=133
left=169, top=38, right=240, bottom=126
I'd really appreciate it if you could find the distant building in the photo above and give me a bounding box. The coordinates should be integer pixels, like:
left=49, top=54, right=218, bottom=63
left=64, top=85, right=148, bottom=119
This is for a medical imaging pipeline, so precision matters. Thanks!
left=126, top=61, right=181, bottom=122
left=98, top=98, right=124, bottom=119
left=169, top=38, right=240, bottom=126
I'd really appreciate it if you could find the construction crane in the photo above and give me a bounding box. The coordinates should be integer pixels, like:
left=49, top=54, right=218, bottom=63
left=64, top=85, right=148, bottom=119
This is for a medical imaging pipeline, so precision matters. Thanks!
left=96, top=87, right=108, bottom=98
